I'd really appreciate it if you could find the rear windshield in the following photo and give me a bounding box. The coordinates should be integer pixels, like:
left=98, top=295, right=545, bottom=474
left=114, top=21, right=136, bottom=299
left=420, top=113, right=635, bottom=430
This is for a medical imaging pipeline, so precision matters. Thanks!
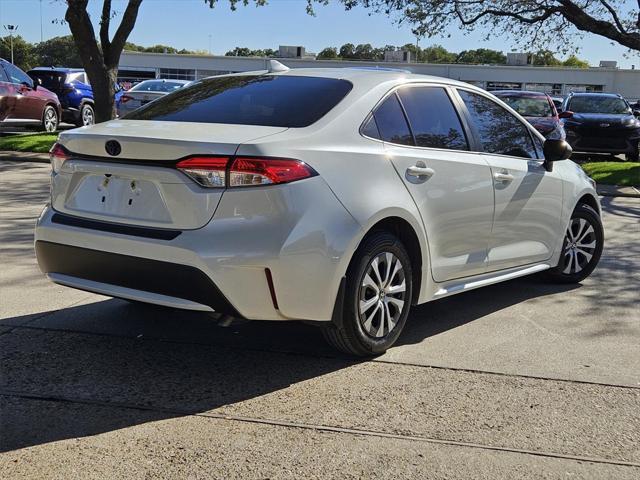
left=28, top=71, right=66, bottom=91
left=124, top=75, right=353, bottom=127
left=130, top=80, right=186, bottom=93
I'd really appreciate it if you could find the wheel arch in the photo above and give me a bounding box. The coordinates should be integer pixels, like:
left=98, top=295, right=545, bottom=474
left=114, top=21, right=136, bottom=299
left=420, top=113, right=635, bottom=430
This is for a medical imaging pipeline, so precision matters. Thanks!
left=356, top=216, right=423, bottom=305
left=576, top=192, right=600, bottom=217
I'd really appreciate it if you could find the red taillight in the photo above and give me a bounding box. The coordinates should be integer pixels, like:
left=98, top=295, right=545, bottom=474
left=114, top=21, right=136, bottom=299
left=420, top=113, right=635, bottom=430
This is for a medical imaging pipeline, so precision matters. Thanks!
left=229, top=157, right=316, bottom=187
left=120, top=94, right=134, bottom=104
left=176, top=156, right=316, bottom=188
left=176, top=156, right=228, bottom=188
left=50, top=142, right=70, bottom=174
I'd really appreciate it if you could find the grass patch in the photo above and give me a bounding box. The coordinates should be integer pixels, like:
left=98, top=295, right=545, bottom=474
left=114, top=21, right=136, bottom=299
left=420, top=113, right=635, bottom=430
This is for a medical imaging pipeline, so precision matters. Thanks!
left=581, top=161, right=640, bottom=187
left=0, top=133, right=58, bottom=153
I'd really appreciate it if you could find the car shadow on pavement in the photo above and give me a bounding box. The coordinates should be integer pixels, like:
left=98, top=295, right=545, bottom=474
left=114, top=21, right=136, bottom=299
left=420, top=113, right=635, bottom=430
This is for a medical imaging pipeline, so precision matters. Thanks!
left=1, top=275, right=581, bottom=453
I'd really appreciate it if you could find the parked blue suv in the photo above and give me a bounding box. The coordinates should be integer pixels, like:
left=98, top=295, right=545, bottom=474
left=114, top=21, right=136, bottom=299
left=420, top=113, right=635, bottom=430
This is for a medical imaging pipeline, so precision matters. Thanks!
left=27, top=67, right=123, bottom=126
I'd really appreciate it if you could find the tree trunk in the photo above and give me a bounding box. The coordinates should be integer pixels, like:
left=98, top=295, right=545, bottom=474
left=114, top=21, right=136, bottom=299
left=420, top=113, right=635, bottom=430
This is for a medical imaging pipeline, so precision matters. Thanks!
left=84, top=65, right=117, bottom=123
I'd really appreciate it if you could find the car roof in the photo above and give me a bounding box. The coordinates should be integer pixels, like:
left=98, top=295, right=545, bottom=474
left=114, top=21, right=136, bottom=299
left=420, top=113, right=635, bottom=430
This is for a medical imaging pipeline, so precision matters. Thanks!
left=567, top=92, right=622, bottom=98
left=235, top=67, right=482, bottom=92
left=29, top=67, right=85, bottom=73
left=492, top=90, right=549, bottom=97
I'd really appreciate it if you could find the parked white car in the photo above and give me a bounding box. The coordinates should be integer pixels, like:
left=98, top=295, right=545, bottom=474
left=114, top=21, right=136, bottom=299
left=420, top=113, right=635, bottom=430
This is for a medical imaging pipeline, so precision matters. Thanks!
left=117, top=79, right=190, bottom=116
left=36, top=63, right=603, bottom=355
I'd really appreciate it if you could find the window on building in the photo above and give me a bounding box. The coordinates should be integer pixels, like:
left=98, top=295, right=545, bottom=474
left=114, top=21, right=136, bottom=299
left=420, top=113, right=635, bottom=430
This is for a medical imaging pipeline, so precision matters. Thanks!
left=159, top=68, right=196, bottom=81
left=486, top=81, right=522, bottom=91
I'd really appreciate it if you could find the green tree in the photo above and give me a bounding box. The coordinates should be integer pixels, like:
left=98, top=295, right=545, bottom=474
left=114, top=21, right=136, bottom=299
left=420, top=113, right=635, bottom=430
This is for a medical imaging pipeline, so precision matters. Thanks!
left=0, top=35, right=37, bottom=70
left=421, top=44, right=457, bottom=63
left=562, top=55, right=590, bottom=68
left=225, top=47, right=253, bottom=56
left=34, top=35, right=83, bottom=67
left=354, top=43, right=375, bottom=60
left=339, top=43, right=356, bottom=59
left=531, top=49, right=562, bottom=66
left=317, top=47, right=338, bottom=59
left=456, top=48, right=506, bottom=65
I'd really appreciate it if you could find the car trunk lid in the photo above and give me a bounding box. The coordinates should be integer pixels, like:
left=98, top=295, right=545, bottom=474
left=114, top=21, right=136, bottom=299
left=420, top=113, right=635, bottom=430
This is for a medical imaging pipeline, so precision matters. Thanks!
left=52, top=120, right=288, bottom=230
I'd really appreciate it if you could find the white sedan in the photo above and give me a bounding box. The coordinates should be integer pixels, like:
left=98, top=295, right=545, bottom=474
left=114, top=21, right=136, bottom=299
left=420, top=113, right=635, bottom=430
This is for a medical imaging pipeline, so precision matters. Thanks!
left=117, top=79, right=191, bottom=116
left=36, top=62, right=603, bottom=355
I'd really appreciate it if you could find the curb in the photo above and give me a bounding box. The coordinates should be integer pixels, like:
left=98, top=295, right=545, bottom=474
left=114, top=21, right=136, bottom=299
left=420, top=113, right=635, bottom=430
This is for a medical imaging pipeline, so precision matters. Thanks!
left=0, top=151, right=49, bottom=164
left=596, top=184, right=640, bottom=199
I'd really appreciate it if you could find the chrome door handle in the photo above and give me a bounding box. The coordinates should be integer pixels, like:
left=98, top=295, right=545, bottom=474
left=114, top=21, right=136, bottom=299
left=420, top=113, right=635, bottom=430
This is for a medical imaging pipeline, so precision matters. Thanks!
left=407, top=165, right=435, bottom=178
left=493, top=172, right=514, bottom=183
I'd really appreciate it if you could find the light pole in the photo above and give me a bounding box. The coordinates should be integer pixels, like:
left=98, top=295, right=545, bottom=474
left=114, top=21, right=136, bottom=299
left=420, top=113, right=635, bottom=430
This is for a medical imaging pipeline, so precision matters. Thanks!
left=208, top=34, right=212, bottom=55
left=3, top=25, right=18, bottom=64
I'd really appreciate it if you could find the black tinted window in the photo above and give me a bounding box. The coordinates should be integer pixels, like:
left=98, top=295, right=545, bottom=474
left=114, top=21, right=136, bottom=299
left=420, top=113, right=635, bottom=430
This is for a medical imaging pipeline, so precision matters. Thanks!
left=398, top=87, right=468, bottom=150
left=28, top=71, right=66, bottom=91
left=459, top=90, right=536, bottom=159
left=125, top=75, right=352, bottom=128
left=361, top=115, right=380, bottom=139
left=372, top=93, right=414, bottom=146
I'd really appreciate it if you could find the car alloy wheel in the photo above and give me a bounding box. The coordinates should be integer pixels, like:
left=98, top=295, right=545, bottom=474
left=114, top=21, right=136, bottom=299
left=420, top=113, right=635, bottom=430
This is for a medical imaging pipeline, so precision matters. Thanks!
left=81, top=104, right=95, bottom=126
left=43, top=106, right=58, bottom=132
left=358, top=252, right=406, bottom=338
left=562, top=217, right=597, bottom=274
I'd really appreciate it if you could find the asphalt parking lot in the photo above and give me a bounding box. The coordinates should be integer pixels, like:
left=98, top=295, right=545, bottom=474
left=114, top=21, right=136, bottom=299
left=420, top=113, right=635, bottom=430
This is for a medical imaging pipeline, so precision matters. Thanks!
left=0, top=161, right=638, bottom=479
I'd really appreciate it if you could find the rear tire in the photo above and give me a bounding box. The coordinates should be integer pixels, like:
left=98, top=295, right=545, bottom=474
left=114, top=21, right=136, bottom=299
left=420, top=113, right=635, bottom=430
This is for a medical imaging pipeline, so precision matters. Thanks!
left=322, top=231, right=413, bottom=356
left=41, top=105, right=58, bottom=132
left=545, top=203, right=603, bottom=284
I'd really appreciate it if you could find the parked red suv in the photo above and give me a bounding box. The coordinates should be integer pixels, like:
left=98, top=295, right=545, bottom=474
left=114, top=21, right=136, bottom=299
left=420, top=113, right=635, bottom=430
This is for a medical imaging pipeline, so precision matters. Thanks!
left=0, top=58, right=61, bottom=132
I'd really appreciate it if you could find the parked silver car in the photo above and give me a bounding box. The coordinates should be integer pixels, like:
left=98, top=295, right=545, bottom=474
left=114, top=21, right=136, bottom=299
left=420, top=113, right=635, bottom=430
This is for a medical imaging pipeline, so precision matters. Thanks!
left=36, top=63, right=603, bottom=355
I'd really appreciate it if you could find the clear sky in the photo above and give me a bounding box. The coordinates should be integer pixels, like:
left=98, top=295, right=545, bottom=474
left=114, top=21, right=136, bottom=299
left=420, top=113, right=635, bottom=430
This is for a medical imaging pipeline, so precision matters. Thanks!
left=0, top=0, right=637, bottom=68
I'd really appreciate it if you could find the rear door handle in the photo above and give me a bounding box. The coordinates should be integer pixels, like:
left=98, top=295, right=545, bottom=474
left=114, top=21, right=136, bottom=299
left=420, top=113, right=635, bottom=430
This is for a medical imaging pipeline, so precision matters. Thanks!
left=406, top=165, right=435, bottom=178
left=493, top=172, right=514, bottom=183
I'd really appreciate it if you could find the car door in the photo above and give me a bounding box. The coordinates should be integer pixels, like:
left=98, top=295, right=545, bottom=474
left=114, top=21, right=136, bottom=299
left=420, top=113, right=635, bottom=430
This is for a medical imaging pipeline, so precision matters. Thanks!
left=365, top=85, right=494, bottom=282
left=2, top=61, right=43, bottom=122
left=456, top=89, right=564, bottom=272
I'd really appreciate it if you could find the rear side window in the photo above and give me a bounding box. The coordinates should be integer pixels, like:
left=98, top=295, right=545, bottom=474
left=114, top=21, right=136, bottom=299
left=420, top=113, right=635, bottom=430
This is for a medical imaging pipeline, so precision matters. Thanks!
left=397, top=86, right=468, bottom=150
left=125, top=75, right=353, bottom=128
left=370, top=93, right=414, bottom=146
left=458, top=90, right=537, bottom=159
left=29, top=71, right=66, bottom=91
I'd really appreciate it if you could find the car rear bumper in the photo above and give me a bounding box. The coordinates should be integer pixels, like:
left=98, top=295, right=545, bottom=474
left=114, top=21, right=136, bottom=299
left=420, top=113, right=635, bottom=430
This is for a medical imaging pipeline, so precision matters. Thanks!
left=34, top=177, right=362, bottom=321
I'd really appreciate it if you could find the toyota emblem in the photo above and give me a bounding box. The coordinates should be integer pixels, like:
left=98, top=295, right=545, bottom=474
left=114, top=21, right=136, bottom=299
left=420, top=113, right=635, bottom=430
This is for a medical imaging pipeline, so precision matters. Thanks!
left=105, top=140, right=122, bottom=156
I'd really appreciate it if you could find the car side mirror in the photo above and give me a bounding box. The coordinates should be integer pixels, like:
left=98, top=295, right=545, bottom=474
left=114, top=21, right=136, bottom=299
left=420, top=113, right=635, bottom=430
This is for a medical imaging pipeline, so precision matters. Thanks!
left=543, top=139, right=572, bottom=171
left=558, top=110, right=573, bottom=119
left=20, top=80, right=34, bottom=90
left=633, top=110, right=640, bottom=118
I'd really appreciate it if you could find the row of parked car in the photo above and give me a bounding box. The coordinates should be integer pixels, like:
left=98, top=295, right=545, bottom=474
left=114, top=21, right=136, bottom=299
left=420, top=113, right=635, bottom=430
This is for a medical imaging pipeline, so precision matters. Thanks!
left=0, top=57, right=189, bottom=132
left=493, top=89, right=640, bottom=161
left=1, top=57, right=639, bottom=160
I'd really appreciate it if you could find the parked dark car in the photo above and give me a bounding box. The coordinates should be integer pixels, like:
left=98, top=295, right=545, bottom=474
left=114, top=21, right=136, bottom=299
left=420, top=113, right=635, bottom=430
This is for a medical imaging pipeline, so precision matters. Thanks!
left=27, top=67, right=123, bottom=127
left=561, top=92, right=640, bottom=161
left=0, top=58, right=61, bottom=132
left=494, top=90, right=565, bottom=140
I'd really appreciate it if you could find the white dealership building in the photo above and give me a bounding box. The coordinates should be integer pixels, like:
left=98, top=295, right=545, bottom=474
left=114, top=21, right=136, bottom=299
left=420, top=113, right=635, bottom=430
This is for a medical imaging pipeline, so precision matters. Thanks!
left=118, top=50, right=640, bottom=99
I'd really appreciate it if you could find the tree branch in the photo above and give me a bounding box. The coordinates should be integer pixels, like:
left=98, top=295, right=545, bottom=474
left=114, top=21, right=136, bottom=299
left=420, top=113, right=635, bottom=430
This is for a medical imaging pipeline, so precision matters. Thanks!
left=100, top=0, right=112, bottom=51
left=105, top=0, right=143, bottom=67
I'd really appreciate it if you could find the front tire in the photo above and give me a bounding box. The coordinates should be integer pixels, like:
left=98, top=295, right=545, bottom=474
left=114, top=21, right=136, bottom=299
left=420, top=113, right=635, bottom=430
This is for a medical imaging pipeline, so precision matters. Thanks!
left=77, top=103, right=95, bottom=127
left=322, top=231, right=413, bottom=356
left=625, top=140, right=639, bottom=162
left=546, top=203, right=603, bottom=283
left=41, top=105, right=58, bottom=132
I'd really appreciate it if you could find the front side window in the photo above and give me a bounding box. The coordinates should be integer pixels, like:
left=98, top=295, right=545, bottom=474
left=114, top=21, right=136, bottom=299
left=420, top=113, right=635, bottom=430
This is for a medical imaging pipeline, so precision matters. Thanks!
left=397, top=86, right=468, bottom=150
left=3, top=62, right=32, bottom=86
left=458, top=90, right=537, bottom=159
left=370, top=93, right=414, bottom=146
left=125, top=75, right=353, bottom=128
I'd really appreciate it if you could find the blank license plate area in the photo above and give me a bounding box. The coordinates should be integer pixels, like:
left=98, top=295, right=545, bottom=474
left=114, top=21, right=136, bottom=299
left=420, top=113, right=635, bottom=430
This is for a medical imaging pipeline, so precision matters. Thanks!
left=66, top=173, right=172, bottom=223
